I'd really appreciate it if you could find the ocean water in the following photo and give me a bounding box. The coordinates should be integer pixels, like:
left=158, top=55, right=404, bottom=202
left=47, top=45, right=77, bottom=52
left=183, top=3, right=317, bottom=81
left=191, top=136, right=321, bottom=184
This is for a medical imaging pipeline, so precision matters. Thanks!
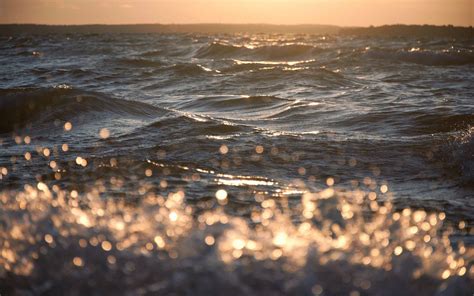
left=0, top=32, right=473, bottom=295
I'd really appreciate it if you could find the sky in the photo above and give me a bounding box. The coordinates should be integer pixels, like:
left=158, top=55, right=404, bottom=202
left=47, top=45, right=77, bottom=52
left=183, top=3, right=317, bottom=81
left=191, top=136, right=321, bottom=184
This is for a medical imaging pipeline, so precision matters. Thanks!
left=0, top=0, right=472, bottom=27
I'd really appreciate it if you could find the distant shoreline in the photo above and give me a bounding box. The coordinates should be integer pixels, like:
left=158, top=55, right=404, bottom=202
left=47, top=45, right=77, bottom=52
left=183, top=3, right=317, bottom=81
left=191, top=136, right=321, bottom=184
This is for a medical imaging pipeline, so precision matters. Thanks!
left=0, top=24, right=472, bottom=38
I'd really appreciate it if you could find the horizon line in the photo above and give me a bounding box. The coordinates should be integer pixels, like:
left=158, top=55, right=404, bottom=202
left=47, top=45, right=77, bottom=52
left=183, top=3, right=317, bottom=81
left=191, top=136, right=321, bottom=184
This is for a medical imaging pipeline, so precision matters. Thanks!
left=1, top=23, right=472, bottom=28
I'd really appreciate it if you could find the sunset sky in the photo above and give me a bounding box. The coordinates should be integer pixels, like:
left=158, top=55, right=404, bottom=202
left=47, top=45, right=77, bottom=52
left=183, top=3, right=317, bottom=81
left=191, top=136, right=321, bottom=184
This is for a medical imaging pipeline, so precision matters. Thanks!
left=0, top=0, right=472, bottom=26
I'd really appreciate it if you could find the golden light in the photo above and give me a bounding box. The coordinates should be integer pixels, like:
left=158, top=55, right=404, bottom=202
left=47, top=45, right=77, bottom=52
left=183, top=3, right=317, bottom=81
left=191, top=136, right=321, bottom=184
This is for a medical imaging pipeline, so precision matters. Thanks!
left=215, top=189, right=228, bottom=201
left=99, top=128, right=110, bottom=139
left=64, top=122, right=72, bottom=131
left=72, top=257, right=84, bottom=267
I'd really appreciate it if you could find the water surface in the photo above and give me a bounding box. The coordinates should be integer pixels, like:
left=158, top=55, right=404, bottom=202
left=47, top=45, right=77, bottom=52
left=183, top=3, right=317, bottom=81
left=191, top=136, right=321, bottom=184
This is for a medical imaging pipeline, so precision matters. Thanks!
left=0, top=32, right=473, bottom=295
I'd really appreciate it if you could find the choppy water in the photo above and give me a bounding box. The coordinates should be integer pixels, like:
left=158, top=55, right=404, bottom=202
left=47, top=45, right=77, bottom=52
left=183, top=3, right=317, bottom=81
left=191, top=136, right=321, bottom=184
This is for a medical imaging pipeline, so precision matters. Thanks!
left=0, top=32, right=473, bottom=295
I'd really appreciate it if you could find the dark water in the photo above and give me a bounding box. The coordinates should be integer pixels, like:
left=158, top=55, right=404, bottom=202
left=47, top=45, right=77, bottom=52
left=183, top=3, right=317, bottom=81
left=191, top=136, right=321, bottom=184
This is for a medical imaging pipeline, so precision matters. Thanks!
left=0, top=33, right=473, bottom=295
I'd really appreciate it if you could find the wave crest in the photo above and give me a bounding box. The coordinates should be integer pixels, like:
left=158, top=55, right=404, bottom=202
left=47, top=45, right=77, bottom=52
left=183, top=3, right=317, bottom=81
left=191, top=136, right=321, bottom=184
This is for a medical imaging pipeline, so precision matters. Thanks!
left=195, top=42, right=320, bottom=60
left=0, top=87, right=163, bottom=133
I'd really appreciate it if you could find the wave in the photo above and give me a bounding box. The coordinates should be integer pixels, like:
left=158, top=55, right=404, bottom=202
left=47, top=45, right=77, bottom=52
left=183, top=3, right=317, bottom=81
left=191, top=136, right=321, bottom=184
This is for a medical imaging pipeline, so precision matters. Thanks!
left=194, top=43, right=246, bottom=58
left=226, top=66, right=353, bottom=88
left=29, top=68, right=98, bottom=79
left=219, top=59, right=316, bottom=73
left=254, top=44, right=318, bottom=60
left=139, top=50, right=163, bottom=57
left=264, top=100, right=319, bottom=120
left=440, top=127, right=474, bottom=185
left=146, top=113, right=245, bottom=137
left=365, top=48, right=474, bottom=66
left=412, top=113, right=474, bottom=134
left=176, top=95, right=292, bottom=113
left=314, top=107, right=474, bottom=136
left=195, top=42, right=321, bottom=60
left=454, top=129, right=474, bottom=185
left=0, top=87, right=164, bottom=133
left=116, top=58, right=164, bottom=68
left=169, top=63, right=214, bottom=75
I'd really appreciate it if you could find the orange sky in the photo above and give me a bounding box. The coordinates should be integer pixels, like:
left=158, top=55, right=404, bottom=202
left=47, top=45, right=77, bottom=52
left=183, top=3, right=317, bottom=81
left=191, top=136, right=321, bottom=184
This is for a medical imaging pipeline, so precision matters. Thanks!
left=0, top=0, right=472, bottom=26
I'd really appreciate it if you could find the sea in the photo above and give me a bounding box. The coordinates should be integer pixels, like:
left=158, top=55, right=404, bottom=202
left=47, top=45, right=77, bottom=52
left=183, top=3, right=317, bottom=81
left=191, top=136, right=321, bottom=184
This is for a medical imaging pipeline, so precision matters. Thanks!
left=0, top=26, right=473, bottom=295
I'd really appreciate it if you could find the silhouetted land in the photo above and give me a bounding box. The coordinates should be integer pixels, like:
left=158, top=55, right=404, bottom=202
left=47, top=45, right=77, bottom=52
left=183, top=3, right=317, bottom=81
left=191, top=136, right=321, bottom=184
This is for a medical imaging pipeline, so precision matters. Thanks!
left=0, top=24, right=472, bottom=38
left=340, top=25, right=473, bottom=38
